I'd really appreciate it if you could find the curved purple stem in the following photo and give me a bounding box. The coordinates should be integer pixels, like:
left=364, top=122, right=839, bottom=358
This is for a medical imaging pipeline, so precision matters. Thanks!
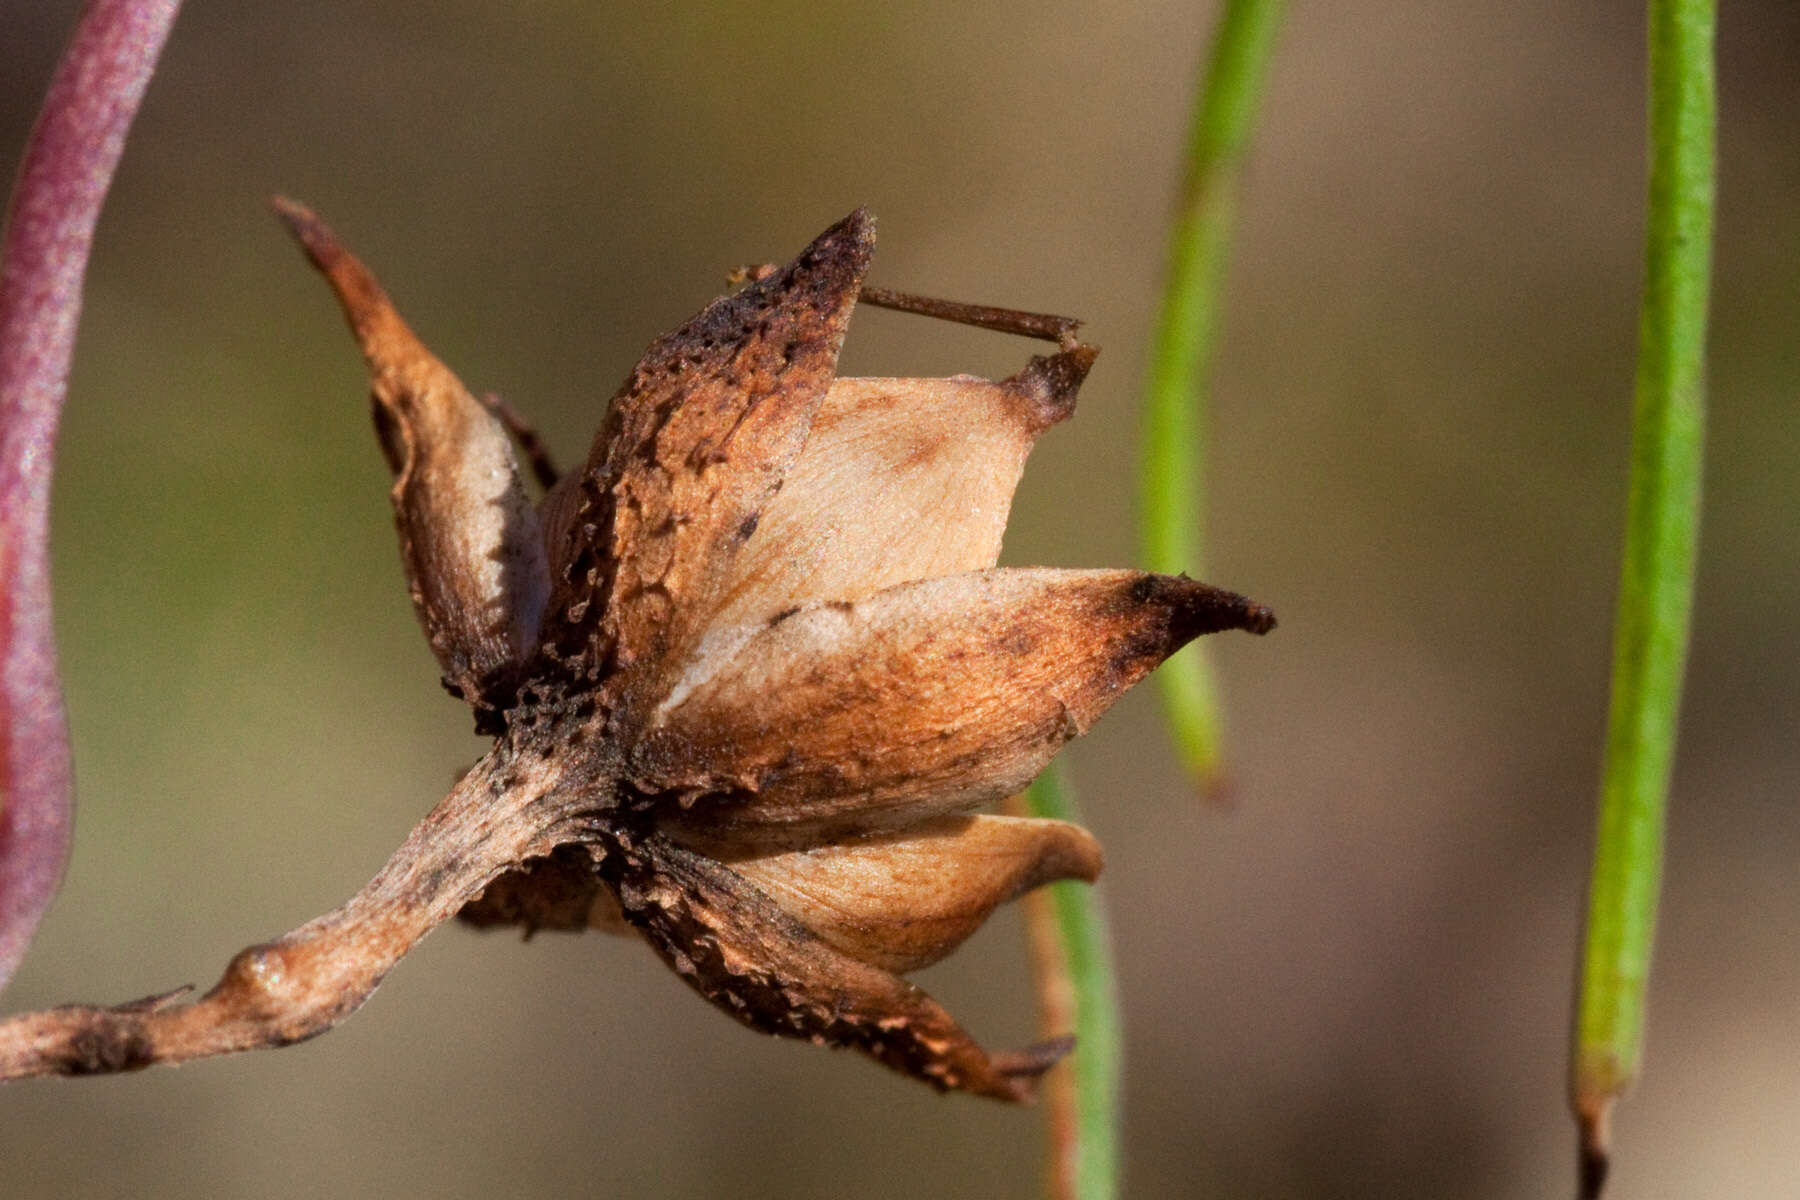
left=0, top=0, right=181, bottom=992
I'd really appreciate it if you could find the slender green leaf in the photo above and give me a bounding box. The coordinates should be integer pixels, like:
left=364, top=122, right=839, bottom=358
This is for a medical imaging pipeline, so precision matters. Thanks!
left=1571, top=0, right=1714, bottom=1193
left=1140, top=0, right=1285, bottom=794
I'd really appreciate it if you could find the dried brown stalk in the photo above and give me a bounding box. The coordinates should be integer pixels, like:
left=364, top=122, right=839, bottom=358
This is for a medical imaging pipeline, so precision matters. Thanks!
left=1007, top=792, right=1083, bottom=1198
left=0, top=205, right=1273, bottom=1095
left=0, top=751, right=568, bottom=1076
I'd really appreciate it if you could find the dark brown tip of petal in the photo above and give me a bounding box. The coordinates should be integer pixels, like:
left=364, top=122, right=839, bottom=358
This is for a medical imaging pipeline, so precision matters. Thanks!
left=992, top=1035, right=1076, bottom=1101
left=787, top=207, right=876, bottom=302
left=1020, top=821, right=1104, bottom=888
left=270, top=196, right=402, bottom=352
left=1134, top=574, right=1277, bottom=646
left=1008, top=342, right=1099, bottom=432
left=272, top=196, right=347, bottom=275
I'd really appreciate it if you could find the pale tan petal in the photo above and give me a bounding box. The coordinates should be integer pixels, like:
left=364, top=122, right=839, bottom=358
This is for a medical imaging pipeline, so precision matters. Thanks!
left=607, top=829, right=1069, bottom=1101
left=630, top=567, right=1275, bottom=835
left=533, top=211, right=874, bottom=706
left=276, top=199, right=547, bottom=723
left=676, top=814, right=1101, bottom=973
left=708, top=345, right=1095, bottom=629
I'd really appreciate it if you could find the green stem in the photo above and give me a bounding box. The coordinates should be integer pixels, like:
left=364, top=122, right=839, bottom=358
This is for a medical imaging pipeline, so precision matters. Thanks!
left=1025, top=762, right=1121, bottom=1200
left=1140, top=0, right=1285, bottom=795
left=1571, top=0, right=1713, bottom=1194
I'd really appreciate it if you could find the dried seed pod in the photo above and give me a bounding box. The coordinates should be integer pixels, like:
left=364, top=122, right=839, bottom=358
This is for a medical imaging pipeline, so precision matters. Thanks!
left=275, top=206, right=1275, bottom=1102
left=0, top=205, right=1275, bottom=1100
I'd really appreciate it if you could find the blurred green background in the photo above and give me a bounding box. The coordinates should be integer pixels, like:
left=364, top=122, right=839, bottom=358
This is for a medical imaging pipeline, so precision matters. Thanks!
left=3, top=2, right=1797, bottom=1196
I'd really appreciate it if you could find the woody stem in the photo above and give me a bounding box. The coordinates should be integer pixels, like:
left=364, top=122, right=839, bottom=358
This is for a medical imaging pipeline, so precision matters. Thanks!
left=0, top=748, right=580, bottom=1080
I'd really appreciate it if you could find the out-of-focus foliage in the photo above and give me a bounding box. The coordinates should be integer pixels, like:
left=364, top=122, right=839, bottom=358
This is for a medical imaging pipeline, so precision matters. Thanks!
left=1141, top=0, right=1286, bottom=795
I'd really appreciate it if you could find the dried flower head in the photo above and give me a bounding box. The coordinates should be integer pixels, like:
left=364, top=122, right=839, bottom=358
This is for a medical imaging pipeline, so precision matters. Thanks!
left=0, top=205, right=1271, bottom=1097
left=275, top=202, right=1274, bottom=1099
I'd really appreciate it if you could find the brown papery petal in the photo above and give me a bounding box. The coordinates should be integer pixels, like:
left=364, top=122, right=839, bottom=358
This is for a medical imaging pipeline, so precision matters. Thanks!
left=607, top=830, right=1068, bottom=1101
left=707, top=345, right=1095, bottom=630
left=631, top=568, right=1275, bottom=835
left=536, top=211, right=874, bottom=702
left=275, top=199, right=547, bottom=717
left=678, top=814, right=1101, bottom=973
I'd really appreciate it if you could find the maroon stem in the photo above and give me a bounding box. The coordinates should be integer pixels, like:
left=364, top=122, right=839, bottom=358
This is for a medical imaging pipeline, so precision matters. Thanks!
left=0, top=0, right=182, bottom=990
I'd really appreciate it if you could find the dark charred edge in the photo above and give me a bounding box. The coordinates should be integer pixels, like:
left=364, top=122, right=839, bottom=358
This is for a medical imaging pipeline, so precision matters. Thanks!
left=446, top=655, right=525, bottom=737
left=458, top=845, right=606, bottom=935
left=469, top=655, right=544, bottom=737
left=1007, top=343, right=1099, bottom=432
left=601, top=829, right=1042, bottom=1103
left=717, top=208, right=877, bottom=340
left=676, top=209, right=876, bottom=357
left=799, top=207, right=877, bottom=293
left=685, top=209, right=876, bottom=381
left=991, top=1035, right=1075, bottom=1084
left=1129, top=573, right=1277, bottom=643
